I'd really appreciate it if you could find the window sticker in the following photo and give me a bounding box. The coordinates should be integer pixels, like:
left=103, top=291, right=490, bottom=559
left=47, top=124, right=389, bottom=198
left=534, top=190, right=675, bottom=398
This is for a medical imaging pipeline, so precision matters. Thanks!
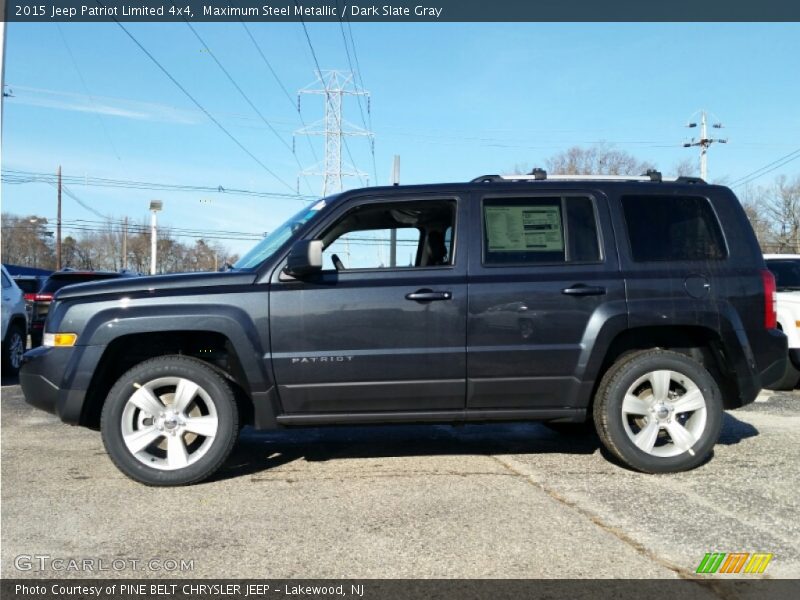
left=485, top=205, right=563, bottom=252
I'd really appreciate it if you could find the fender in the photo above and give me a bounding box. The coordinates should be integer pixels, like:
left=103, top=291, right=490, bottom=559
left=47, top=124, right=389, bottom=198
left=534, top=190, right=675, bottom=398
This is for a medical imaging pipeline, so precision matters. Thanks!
left=81, top=303, right=271, bottom=392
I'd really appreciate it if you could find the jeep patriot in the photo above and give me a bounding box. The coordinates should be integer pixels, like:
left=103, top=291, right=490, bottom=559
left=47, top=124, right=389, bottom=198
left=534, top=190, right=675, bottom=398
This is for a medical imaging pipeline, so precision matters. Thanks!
left=19, top=171, right=787, bottom=485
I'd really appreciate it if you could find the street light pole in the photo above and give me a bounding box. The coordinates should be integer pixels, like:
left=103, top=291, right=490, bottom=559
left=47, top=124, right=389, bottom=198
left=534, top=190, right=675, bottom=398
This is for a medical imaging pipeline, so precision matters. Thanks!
left=149, top=200, right=163, bottom=275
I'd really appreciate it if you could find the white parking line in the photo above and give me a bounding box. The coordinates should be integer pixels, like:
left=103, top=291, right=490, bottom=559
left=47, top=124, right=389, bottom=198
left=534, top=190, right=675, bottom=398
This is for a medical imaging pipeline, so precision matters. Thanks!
left=756, top=391, right=773, bottom=403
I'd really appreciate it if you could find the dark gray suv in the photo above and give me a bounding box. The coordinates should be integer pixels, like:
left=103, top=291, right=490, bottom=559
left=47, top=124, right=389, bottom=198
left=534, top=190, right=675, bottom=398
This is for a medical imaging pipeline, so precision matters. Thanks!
left=20, top=172, right=787, bottom=485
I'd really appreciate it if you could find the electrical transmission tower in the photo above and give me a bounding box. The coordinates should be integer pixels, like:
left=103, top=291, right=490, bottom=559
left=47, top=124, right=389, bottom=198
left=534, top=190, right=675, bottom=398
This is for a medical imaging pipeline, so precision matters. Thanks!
left=295, top=70, right=373, bottom=196
left=683, top=110, right=727, bottom=181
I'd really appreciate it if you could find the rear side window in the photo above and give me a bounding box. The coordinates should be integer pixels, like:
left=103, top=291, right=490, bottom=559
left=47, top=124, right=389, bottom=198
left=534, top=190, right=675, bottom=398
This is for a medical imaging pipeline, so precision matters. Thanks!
left=622, top=195, right=726, bottom=262
left=767, top=259, right=800, bottom=290
left=483, top=196, right=601, bottom=265
left=14, top=279, right=39, bottom=294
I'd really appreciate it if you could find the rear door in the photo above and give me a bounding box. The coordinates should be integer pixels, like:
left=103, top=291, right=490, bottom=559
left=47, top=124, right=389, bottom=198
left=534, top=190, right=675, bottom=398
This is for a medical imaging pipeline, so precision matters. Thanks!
left=466, top=189, right=624, bottom=410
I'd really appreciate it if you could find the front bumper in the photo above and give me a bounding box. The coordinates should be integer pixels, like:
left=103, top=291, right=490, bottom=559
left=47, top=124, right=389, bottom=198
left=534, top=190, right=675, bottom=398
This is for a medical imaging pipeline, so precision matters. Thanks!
left=19, top=344, right=103, bottom=425
left=789, top=348, right=800, bottom=370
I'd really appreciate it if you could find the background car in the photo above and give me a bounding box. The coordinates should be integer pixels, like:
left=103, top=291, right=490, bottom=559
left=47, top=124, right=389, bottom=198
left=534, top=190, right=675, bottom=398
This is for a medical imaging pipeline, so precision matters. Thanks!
left=29, top=270, right=135, bottom=347
left=2, top=265, right=28, bottom=376
left=764, top=253, right=800, bottom=389
left=11, top=275, right=46, bottom=330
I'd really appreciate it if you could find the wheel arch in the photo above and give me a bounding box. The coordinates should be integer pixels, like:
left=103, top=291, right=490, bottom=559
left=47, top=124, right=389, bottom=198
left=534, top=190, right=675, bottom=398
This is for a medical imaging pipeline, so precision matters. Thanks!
left=80, top=327, right=269, bottom=429
left=585, top=323, right=743, bottom=411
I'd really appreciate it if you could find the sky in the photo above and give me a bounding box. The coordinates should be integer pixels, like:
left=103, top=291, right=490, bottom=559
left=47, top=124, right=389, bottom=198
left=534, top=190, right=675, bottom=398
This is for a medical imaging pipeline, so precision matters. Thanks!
left=1, top=22, right=799, bottom=256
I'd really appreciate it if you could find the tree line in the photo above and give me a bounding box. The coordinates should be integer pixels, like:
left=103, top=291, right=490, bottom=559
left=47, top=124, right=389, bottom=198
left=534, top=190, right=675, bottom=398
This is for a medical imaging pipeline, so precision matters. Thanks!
left=1, top=214, right=239, bottom=273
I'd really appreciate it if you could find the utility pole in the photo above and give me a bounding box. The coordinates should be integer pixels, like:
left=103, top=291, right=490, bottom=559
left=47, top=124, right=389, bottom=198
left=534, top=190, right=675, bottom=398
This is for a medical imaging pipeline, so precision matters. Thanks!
left=56, top=166, right=62, bottom=270
left=295, top=70, right=373, bottom=196
left=683, top=110, right=727, bottom=181
left=389, top=155, right=400, bottom=267
left=122, top=217, right=128, bottom=270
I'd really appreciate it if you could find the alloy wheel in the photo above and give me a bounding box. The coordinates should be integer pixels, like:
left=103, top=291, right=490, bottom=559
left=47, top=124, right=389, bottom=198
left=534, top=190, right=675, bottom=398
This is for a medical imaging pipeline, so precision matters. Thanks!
left=621, top=369, right=707, bottom=458
left=120, top=377, right=219, bottom=470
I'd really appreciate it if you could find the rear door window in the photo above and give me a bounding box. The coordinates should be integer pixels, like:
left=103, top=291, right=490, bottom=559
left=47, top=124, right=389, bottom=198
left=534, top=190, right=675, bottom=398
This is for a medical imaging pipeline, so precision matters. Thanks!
left=622, top=195, right=726, bottom=262
left=482, top=196, right=601, bottom=265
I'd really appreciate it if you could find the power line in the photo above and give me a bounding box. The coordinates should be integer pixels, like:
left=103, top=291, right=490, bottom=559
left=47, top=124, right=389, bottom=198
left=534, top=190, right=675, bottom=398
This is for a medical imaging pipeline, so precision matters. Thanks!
left=184, top=21, right=315, bottom=196
left=63, top=217, right=265, bottom=238
left=55, top=24, right=121, bottom=161
left=731, top=148, right=800, bottom=188
left=103, top=7, right=297, bottom=193
left=240, top=21, right=320, bottom=167
left=338, top=21, right=375, bottom=187
left=2, top=221, right=264, bottom=242
left=61, top=184, right=109, bottom=220
left=342, top=16, right=378, bottom=185
left=2, top=169, right=315, bottom=200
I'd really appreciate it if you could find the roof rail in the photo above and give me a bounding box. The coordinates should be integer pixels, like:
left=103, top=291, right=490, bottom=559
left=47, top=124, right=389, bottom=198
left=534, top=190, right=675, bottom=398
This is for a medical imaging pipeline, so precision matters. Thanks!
left=471, top=169, right=707, bottom=184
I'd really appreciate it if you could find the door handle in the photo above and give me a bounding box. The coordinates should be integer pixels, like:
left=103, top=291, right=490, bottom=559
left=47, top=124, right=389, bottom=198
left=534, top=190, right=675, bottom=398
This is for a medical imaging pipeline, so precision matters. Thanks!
left=405, top=289, right=452, bottom=302
left=561, top=284, right=606, bottom=297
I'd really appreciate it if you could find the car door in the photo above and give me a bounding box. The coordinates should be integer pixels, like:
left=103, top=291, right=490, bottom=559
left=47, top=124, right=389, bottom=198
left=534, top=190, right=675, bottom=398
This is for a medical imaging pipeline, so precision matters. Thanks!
left=466, top=189, right=624, bottom=410
left=269, top=194, right=468, bottom=415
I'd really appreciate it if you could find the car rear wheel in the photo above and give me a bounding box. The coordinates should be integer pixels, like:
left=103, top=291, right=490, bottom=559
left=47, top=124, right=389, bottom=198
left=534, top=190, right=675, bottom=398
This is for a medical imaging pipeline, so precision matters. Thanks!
left=2, top=323, right=26, bottom=376
left=101, top=356, right=238, bottom=486
left=593, top=349, right=723, bottom=473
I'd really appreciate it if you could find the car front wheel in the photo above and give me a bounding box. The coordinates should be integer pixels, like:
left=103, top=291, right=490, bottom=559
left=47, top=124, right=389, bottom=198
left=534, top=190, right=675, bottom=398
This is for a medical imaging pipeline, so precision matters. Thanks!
left=593, top=349, right=723, bottom=473
left=2, top=323, right=26, bottom=376
left=101, top=355, right=238, bottom=486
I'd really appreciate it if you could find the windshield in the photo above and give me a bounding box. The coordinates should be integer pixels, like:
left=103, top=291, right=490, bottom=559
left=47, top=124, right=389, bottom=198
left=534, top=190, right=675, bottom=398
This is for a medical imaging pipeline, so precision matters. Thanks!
left=234, top=200, right=328, bottom=269
left=767, top=259, right=800, bottom=290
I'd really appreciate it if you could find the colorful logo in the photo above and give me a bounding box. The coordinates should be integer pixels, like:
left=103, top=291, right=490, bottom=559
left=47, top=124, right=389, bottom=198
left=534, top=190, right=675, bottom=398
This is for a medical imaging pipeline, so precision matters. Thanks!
left=696, top=552, right=773, bottom=574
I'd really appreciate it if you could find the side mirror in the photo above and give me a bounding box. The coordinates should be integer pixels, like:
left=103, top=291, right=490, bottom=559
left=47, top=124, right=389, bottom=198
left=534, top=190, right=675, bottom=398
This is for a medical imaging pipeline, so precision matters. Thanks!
left=285, top=239, right=323, bottom=277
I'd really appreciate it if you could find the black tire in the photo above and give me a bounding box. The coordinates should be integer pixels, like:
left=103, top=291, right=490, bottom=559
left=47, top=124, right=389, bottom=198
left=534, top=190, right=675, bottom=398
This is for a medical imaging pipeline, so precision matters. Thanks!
left=101, top=355, right=239, bottom=486
left=2, top=322, right=26, bottom=376
left=593, top=349, right=723, bottom=474
left=770, top=354, right=800, bottom=391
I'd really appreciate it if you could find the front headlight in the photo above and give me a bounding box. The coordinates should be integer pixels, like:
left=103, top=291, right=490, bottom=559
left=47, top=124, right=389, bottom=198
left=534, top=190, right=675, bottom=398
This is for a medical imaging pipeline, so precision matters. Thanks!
left=42, top=333, right=78, bottom=347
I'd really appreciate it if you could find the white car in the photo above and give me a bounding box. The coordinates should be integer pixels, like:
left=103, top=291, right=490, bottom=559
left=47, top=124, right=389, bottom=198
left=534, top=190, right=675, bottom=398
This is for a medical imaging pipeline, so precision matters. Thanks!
left=2, top=265, right=28, bottom=376
left=764, top=254, right=800, bottom=389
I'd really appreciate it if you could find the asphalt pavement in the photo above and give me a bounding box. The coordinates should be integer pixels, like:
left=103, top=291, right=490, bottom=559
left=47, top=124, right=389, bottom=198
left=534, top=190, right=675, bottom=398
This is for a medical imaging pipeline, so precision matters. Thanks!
left=1, top=377, right=798, bottom=579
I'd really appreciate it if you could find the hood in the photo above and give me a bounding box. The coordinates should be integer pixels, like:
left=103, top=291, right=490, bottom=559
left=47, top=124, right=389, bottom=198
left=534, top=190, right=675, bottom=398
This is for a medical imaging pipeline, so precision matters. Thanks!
left=53, top=270, right=259, bottom=301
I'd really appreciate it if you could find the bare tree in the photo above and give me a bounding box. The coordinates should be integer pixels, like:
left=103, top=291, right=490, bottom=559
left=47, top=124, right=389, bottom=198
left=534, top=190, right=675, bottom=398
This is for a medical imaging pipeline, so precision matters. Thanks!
left=670, top=158, right=698, bottom=178
left=3, top=212, right=239, bottom=273
left=543, top=144, right=656, bottom=176
left=758, top=175, right=800, bottom=253
left=742, top=201, right=774, bottom=250
left=1, top=214, right=56, bottom=269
